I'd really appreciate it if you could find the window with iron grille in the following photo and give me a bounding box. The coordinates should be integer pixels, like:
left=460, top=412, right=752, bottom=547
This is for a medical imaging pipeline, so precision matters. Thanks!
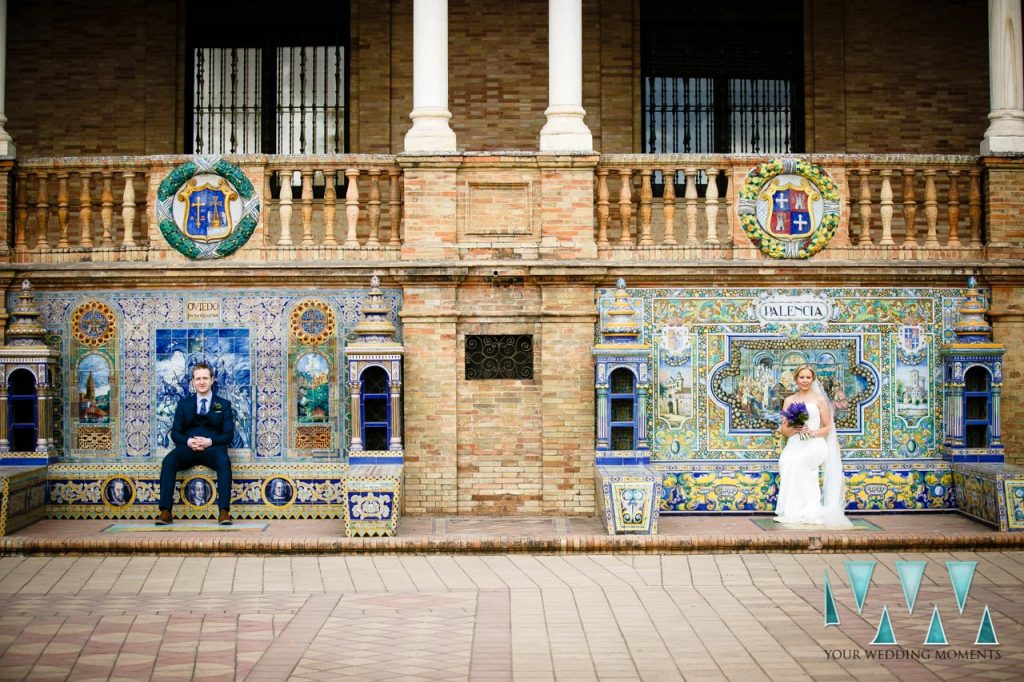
left=186, top=1, right=348, bottom=155
left=640, top=2, right=804, bottom=156
left=465, top=336, right=534, bottom=381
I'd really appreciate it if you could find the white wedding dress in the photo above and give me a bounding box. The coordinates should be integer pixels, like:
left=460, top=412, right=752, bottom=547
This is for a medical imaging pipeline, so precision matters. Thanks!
left=775, top=398, right=852, bottom=527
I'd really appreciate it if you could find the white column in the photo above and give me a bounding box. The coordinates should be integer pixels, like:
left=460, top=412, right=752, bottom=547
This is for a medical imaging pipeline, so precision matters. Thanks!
left=0, top=0, right=14, bottom=157
left=539, top=0, right=592, bottom=151
left=403, top=0, right=457, bottom=152
left=982, top=0, right=1024, bottom=153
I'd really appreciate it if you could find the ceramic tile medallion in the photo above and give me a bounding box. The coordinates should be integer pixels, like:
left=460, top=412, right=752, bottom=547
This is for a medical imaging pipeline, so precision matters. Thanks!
left=596, top=285, right=974, bottom=513
left=156, top=157, right=261, bottom=259
left=737, top=158, right=841, bottom=259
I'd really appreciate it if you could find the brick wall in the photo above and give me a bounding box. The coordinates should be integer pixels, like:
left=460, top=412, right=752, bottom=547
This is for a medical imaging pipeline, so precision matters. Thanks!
left=810, top=0, right=989, bottom=153
left=401, top=285, right=459, bottom=514
left=456, top=285, right=545, bottom=513
left=6, top=0, right=992, bottom=156
left=7, top=0, right=178, bottom=156
left=990, top=286, right=1024, bottom=467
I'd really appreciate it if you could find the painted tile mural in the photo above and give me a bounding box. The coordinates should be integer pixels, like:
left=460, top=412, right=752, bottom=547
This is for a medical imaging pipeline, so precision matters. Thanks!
left=599, top=286, right=968, bottom=460
left=153, top=328, right=252, bottom=451
left=20, top=289, right=402, bottom=462
left=597, top=285, right=972, bottom=512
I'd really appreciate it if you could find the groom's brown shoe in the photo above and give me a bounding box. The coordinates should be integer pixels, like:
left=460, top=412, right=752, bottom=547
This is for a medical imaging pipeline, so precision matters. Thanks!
left=218, top=509, right=233, bottom=526
left=155, top=509, right=172, bottom=526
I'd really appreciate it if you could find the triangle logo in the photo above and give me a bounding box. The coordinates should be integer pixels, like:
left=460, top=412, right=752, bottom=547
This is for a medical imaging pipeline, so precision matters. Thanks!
left=975, top=605, right=999, bottom=646
left=824, top=571, right=840, bottom=626
left=946, top=561, right=977, bottom=614
left=871, top=605, right=898, bottom=646
left=895, top=561, right=926, bottom=615
left=845, top=560, right=876, bottom=614
left=924, top=605, right=948, bottom=645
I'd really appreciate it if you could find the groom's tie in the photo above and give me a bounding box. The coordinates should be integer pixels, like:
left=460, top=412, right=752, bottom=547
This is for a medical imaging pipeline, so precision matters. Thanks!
left=199, top=398, right=207, bottom=415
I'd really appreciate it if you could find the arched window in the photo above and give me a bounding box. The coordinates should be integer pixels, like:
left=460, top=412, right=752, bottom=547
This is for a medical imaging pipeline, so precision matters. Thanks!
left=964, top=366, right=992, bottom=448
left=8, top=369, right=37, bottom=451
left=360, top=366, right=390, bottom=451
left=609, top=368, right=637, bottom=451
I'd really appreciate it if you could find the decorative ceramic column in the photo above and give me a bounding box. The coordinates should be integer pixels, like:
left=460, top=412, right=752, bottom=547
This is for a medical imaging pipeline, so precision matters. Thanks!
left=982, top=0, right=1024, bottom=153
left=403, top=0, right=457, bottom=152
left=539, top=0, right=593, bottom=151
left=0, top=0, right=14, bottom=157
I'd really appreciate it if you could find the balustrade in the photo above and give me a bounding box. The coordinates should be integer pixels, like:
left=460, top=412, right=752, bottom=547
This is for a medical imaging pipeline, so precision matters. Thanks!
left=13, top=159, right=149, bottom=263
left=264, top=157, right=402, bottom=259
left=596, top=154, right=986, bottom=261
left=7, top=155, right=403, bottom=263
left=0, top=153, right=997, bottom=265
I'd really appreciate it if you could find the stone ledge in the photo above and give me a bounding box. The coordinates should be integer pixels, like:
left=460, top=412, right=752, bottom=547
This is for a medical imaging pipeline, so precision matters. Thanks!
left=3, top=529, right=1023, bottom=557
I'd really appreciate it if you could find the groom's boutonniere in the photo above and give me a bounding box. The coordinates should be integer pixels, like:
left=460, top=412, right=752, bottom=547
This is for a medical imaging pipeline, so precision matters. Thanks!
left=212, top=402, right=223, bottom=411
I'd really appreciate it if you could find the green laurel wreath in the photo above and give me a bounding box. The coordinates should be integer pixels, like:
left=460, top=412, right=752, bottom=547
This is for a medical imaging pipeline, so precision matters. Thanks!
left=738, top=159, right=840, bottom=260
left=157, top=158, right=259, bottom=260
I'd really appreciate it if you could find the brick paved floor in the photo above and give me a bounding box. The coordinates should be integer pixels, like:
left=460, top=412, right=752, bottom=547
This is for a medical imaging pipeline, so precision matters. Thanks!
left=0, top=550, right=1021, bottom=681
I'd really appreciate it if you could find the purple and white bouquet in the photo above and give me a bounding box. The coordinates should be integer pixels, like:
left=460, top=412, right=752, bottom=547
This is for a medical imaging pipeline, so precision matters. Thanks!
left=782, top=402, right=810, bottom=440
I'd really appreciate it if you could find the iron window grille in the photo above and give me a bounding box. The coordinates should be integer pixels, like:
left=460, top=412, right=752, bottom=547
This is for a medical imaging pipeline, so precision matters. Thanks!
left=186, top=1, right=348, bottom=156
left=465, top=335, right=534, bottom=381
left=640, top=1, right=804, bottom=191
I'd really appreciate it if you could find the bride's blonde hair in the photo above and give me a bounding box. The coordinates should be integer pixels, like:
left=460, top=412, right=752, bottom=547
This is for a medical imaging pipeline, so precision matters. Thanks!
left=794, top=364, right=817, bottom=381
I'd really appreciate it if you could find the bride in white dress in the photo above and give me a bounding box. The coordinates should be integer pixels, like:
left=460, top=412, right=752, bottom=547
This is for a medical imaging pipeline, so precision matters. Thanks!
left=775, top=365, right=852, bottom=527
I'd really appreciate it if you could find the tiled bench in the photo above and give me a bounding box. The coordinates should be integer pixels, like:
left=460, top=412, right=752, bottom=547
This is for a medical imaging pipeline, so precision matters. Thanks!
left=0, top=466, right=49, bottom=537
left=953, top=462, right=1024, bottom=532
left=44, top=460, right=404, bottom=536
left=594, top=464, right=662, bottom=535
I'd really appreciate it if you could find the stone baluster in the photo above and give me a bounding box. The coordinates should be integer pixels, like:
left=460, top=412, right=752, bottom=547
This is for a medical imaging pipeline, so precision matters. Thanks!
left=13, top=172, right=27, bottom=255
left=34, top=172, right=50, bottom=250
left=661, top=169, right=677, bottom=246
left=121, top=172, right=136, bottom=248
left=261, top=174, right=272, bottom=246
left=922, top=169, right=940, bottom=248
left=946, top=170, right=962, bottom=248
left=705, top=168, right=720, bottom=244
left=901, top=168, right=918, bottom=248
left=617, top=168, right=632, bottom=245
left=99, top=172, right=114, bottom=247
left=857, top=167, right=873, bottom=246
left=278, top=171, right=294, bottom=247
left=366, top=169, right=382, bottom=247
left=388, top=169, right=403, bottom=246
left=878, top=170, right=895, bottom=246
left=300, top=169, right=314, bottom=246
left=968, top=168, right=983, bottom=247
left=684, top=168, right=698, bottom=247
left=79, top=172, right=93, bottom=249
left=323, top=171, right=338, bottom=246
left=55, top=172, right=70, bottom=249
left=344, top=168, right=361, bottom=248
left=637, top=170, right=653, bottom=246
left=595, top=168, right=609, bottom=248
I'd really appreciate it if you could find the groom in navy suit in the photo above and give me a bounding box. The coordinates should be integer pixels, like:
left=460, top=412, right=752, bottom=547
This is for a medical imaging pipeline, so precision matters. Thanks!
left=156, top=362, right=235, bottom=525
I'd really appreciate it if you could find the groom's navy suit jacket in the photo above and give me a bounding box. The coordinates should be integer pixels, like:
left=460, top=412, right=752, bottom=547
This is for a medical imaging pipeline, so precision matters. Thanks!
left=168, top=393, right=234, bottom=456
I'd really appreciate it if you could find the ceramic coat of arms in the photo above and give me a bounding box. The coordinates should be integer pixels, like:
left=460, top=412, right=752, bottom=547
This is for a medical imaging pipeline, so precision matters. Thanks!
left=156, top=157, right=260, bottom=259
left=737, top=158, right=840, bottom=259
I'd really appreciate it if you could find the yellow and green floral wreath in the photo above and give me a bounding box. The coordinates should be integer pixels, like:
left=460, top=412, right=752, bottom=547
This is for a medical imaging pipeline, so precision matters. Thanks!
left=738, top=159, right=840, bottom=259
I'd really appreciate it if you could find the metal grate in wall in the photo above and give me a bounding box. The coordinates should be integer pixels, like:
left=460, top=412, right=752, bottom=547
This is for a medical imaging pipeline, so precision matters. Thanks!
left=465, top=335, right=534, bottom=380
